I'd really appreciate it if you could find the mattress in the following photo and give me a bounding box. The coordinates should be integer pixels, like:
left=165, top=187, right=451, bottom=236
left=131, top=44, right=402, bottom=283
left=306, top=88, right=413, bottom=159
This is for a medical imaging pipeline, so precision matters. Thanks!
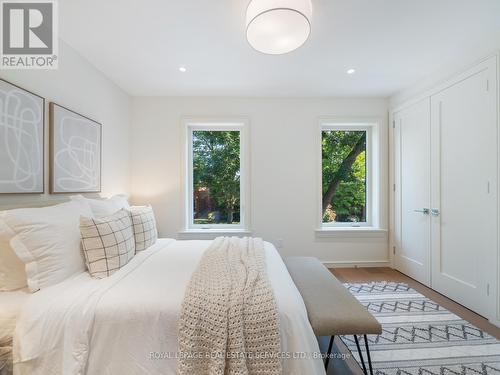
left=0, top=288, right=29, bottom=375
left=13, top=238, right=325, bottom=375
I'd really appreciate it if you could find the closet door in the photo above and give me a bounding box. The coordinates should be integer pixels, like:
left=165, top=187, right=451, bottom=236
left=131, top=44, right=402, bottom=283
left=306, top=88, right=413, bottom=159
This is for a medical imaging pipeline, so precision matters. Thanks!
left=430, top=58, right=497, bottom=317
left=394, top=99, right=431, bottom=286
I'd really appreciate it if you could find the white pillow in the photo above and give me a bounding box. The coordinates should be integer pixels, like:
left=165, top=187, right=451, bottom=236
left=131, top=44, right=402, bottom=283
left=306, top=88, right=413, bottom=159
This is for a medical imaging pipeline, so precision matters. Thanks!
left=71, top=194, right=130, bottom=218
left=80, top=209, right=136, bottom=279
left=2, top=200, right=93, bottom=292
left=0, top=217, right=27, bottom=291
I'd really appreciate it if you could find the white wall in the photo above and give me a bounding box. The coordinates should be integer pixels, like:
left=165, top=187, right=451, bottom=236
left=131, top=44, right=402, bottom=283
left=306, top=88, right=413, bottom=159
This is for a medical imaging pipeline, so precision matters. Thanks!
left=0, top=40, right=132, bottom=207
left=130, top=97, right=390, bottom=264
left=390, top=48, right=500, bottom=109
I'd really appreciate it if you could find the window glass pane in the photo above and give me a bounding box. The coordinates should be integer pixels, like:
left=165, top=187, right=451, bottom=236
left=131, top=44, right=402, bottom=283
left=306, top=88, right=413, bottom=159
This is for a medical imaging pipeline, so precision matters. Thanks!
left=322, top=130, right=367, bottom=224
left=192, top=130, right=241, bottom=225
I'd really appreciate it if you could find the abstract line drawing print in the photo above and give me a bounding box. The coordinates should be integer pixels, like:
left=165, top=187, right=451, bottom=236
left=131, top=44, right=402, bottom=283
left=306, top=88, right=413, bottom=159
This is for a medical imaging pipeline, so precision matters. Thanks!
left=0, top=80, right=44, bottom=193
left=50, top=103, right=101, bottom=193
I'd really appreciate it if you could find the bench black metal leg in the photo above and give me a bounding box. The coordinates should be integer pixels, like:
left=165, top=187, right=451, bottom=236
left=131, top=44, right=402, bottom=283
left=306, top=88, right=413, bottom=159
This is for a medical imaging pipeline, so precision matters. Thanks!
left=354, top=335, right=368, bottom=375
left=324, top=335, right=335, bottom=370
left=363, top=335, right=374, bottom=375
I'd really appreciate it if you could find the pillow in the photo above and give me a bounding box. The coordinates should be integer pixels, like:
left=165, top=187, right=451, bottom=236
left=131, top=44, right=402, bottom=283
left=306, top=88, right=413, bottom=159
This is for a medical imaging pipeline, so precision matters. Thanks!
left=70, top=194, right=130, bottom=218
left=80, top=209, right=136, bottom=279
left=129, top=206, right=158, bottom=252
left=2, top=200, right=93, bottom=292
left=0, top=217, right=27, bottom=291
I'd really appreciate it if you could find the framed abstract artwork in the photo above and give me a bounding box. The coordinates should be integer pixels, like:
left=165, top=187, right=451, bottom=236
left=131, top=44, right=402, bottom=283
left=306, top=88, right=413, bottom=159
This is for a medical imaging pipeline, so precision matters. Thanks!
left=0, top=79, right=45, bottom=194
left=49, top=103, right=102, bottom=193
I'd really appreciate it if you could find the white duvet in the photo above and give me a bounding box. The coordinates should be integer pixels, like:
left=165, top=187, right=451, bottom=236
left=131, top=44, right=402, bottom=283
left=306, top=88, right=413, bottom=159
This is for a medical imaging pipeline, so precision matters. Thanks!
left=13, top=239, right=325, bottom=375
left=0, top=288, right=29, bottom=343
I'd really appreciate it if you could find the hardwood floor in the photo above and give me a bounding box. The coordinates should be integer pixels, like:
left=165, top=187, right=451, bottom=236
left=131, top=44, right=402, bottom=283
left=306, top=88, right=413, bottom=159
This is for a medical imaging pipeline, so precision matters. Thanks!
left=321, top=267, right=500, bottom=375
left=331, top=267, right=500, bottom=339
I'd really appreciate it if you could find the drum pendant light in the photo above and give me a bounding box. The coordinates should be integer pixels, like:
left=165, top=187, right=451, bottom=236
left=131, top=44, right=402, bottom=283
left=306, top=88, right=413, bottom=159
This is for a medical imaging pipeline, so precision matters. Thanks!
left=246, top=0, right=312, bottom=54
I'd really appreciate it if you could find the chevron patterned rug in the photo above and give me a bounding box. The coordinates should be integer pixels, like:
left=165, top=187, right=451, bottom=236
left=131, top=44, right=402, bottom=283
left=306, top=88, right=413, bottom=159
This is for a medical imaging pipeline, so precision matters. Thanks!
left=340, top=282, right=500, bottom=375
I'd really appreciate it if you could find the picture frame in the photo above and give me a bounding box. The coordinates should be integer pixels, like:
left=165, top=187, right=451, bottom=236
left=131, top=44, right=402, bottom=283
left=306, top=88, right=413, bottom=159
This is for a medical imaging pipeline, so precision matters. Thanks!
left=49, top=102, right=102, bottom=194
left=0, top=79, right=45, bottom=194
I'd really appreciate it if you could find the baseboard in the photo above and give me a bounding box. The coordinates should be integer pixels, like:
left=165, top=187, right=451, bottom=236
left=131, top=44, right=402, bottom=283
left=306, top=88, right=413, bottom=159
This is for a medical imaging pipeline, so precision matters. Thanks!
left=323, top=260, right=391, bottom=268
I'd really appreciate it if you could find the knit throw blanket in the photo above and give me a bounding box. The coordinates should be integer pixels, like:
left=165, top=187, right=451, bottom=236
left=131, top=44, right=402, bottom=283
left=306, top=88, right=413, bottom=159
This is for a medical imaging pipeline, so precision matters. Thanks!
left=178, top=237, right=282, bottom=375
left=0, top=337, right=12, bottom=375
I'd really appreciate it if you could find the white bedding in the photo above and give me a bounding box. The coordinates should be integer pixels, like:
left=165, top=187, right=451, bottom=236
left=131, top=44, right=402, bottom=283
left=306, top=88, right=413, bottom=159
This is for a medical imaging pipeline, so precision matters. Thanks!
left=0, top=289, right=29, bottom=343
left=13, top=239, right=325, bottom=375
left=1, top=288, right=29, bottom=375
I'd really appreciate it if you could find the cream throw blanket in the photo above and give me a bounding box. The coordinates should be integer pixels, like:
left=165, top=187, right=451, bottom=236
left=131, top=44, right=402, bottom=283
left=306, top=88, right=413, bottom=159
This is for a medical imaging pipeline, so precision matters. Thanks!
left=178, top=237, right=282, bottom=375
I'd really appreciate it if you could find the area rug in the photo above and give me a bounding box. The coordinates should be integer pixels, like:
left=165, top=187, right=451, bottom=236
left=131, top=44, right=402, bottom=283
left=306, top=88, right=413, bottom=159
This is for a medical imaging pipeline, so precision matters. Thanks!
left=340, top=282, right=500, bottom=375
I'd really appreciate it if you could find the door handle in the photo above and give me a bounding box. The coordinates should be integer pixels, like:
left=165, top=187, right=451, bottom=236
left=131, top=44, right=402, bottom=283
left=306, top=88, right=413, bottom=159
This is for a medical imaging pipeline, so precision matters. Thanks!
left=414, top=208, right=430, bottom=214
left=431, top=208, right=440, bottom=216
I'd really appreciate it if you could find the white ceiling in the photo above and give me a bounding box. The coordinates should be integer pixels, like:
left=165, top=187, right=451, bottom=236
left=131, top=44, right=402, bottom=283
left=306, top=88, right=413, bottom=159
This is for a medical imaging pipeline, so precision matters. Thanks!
left=60, top=0, right=500, bottom=97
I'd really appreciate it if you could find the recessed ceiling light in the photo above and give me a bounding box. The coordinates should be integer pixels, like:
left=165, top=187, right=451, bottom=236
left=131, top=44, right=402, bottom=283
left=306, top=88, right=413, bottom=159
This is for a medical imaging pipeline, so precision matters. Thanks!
left=347, top=68, right=356, bottom=75
left=179, top=67, right=187, bottom=73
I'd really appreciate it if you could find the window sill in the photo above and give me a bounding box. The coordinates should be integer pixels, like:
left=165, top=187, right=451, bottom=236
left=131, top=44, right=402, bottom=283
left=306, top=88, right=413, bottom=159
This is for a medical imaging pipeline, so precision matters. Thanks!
left=315, top=227, right=387, bottom=239
left=178, top=229, right=252, bottom=240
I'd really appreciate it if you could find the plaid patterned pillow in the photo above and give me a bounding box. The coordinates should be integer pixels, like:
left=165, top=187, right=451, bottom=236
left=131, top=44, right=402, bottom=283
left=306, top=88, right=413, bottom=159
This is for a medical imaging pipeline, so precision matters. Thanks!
left=80, top=209, right=136, bottom=279
left=129, top=206, right=158, bottom=252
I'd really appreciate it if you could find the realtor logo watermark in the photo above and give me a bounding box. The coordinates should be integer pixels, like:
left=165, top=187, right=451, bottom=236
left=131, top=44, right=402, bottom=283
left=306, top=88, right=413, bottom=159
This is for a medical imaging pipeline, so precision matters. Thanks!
left=1, top=0, right=58, bottom=69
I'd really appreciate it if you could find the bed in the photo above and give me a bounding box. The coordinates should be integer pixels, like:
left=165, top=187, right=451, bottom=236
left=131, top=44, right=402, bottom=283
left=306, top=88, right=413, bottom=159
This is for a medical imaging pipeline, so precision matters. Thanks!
left=11, top=238, right=326, bottom=375
left=0, top=288, right=29, bottom=375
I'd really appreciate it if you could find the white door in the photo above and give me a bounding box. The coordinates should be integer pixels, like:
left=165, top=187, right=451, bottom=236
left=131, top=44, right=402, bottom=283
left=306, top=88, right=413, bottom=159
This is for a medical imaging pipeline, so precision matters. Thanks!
left=394, top=99, right=431, bottom=286
left=430, top=58, right=497, bottom=317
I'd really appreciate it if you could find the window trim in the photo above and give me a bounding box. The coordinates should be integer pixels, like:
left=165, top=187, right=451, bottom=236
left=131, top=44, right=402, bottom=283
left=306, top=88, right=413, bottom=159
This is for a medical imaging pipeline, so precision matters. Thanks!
left=182, top=118, right=250, bottom=232
left=317, top=117, right=381, bottom=230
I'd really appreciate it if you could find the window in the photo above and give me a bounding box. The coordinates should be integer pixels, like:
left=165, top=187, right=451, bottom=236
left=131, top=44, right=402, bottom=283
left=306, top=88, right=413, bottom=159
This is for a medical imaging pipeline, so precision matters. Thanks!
left=185, top=121, right=248, bottom=230
left=320, top=123, right=373, bottom=227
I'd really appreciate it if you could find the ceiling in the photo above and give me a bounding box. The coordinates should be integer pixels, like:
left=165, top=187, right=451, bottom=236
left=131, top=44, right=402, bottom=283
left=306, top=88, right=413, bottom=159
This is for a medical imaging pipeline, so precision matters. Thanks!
left=60, top=0, right=500, bottom=97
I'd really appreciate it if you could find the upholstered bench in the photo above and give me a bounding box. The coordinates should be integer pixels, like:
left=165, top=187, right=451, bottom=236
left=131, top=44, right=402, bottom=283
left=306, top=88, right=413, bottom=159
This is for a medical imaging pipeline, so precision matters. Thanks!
left=283, top=257, right=382, bottom=375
